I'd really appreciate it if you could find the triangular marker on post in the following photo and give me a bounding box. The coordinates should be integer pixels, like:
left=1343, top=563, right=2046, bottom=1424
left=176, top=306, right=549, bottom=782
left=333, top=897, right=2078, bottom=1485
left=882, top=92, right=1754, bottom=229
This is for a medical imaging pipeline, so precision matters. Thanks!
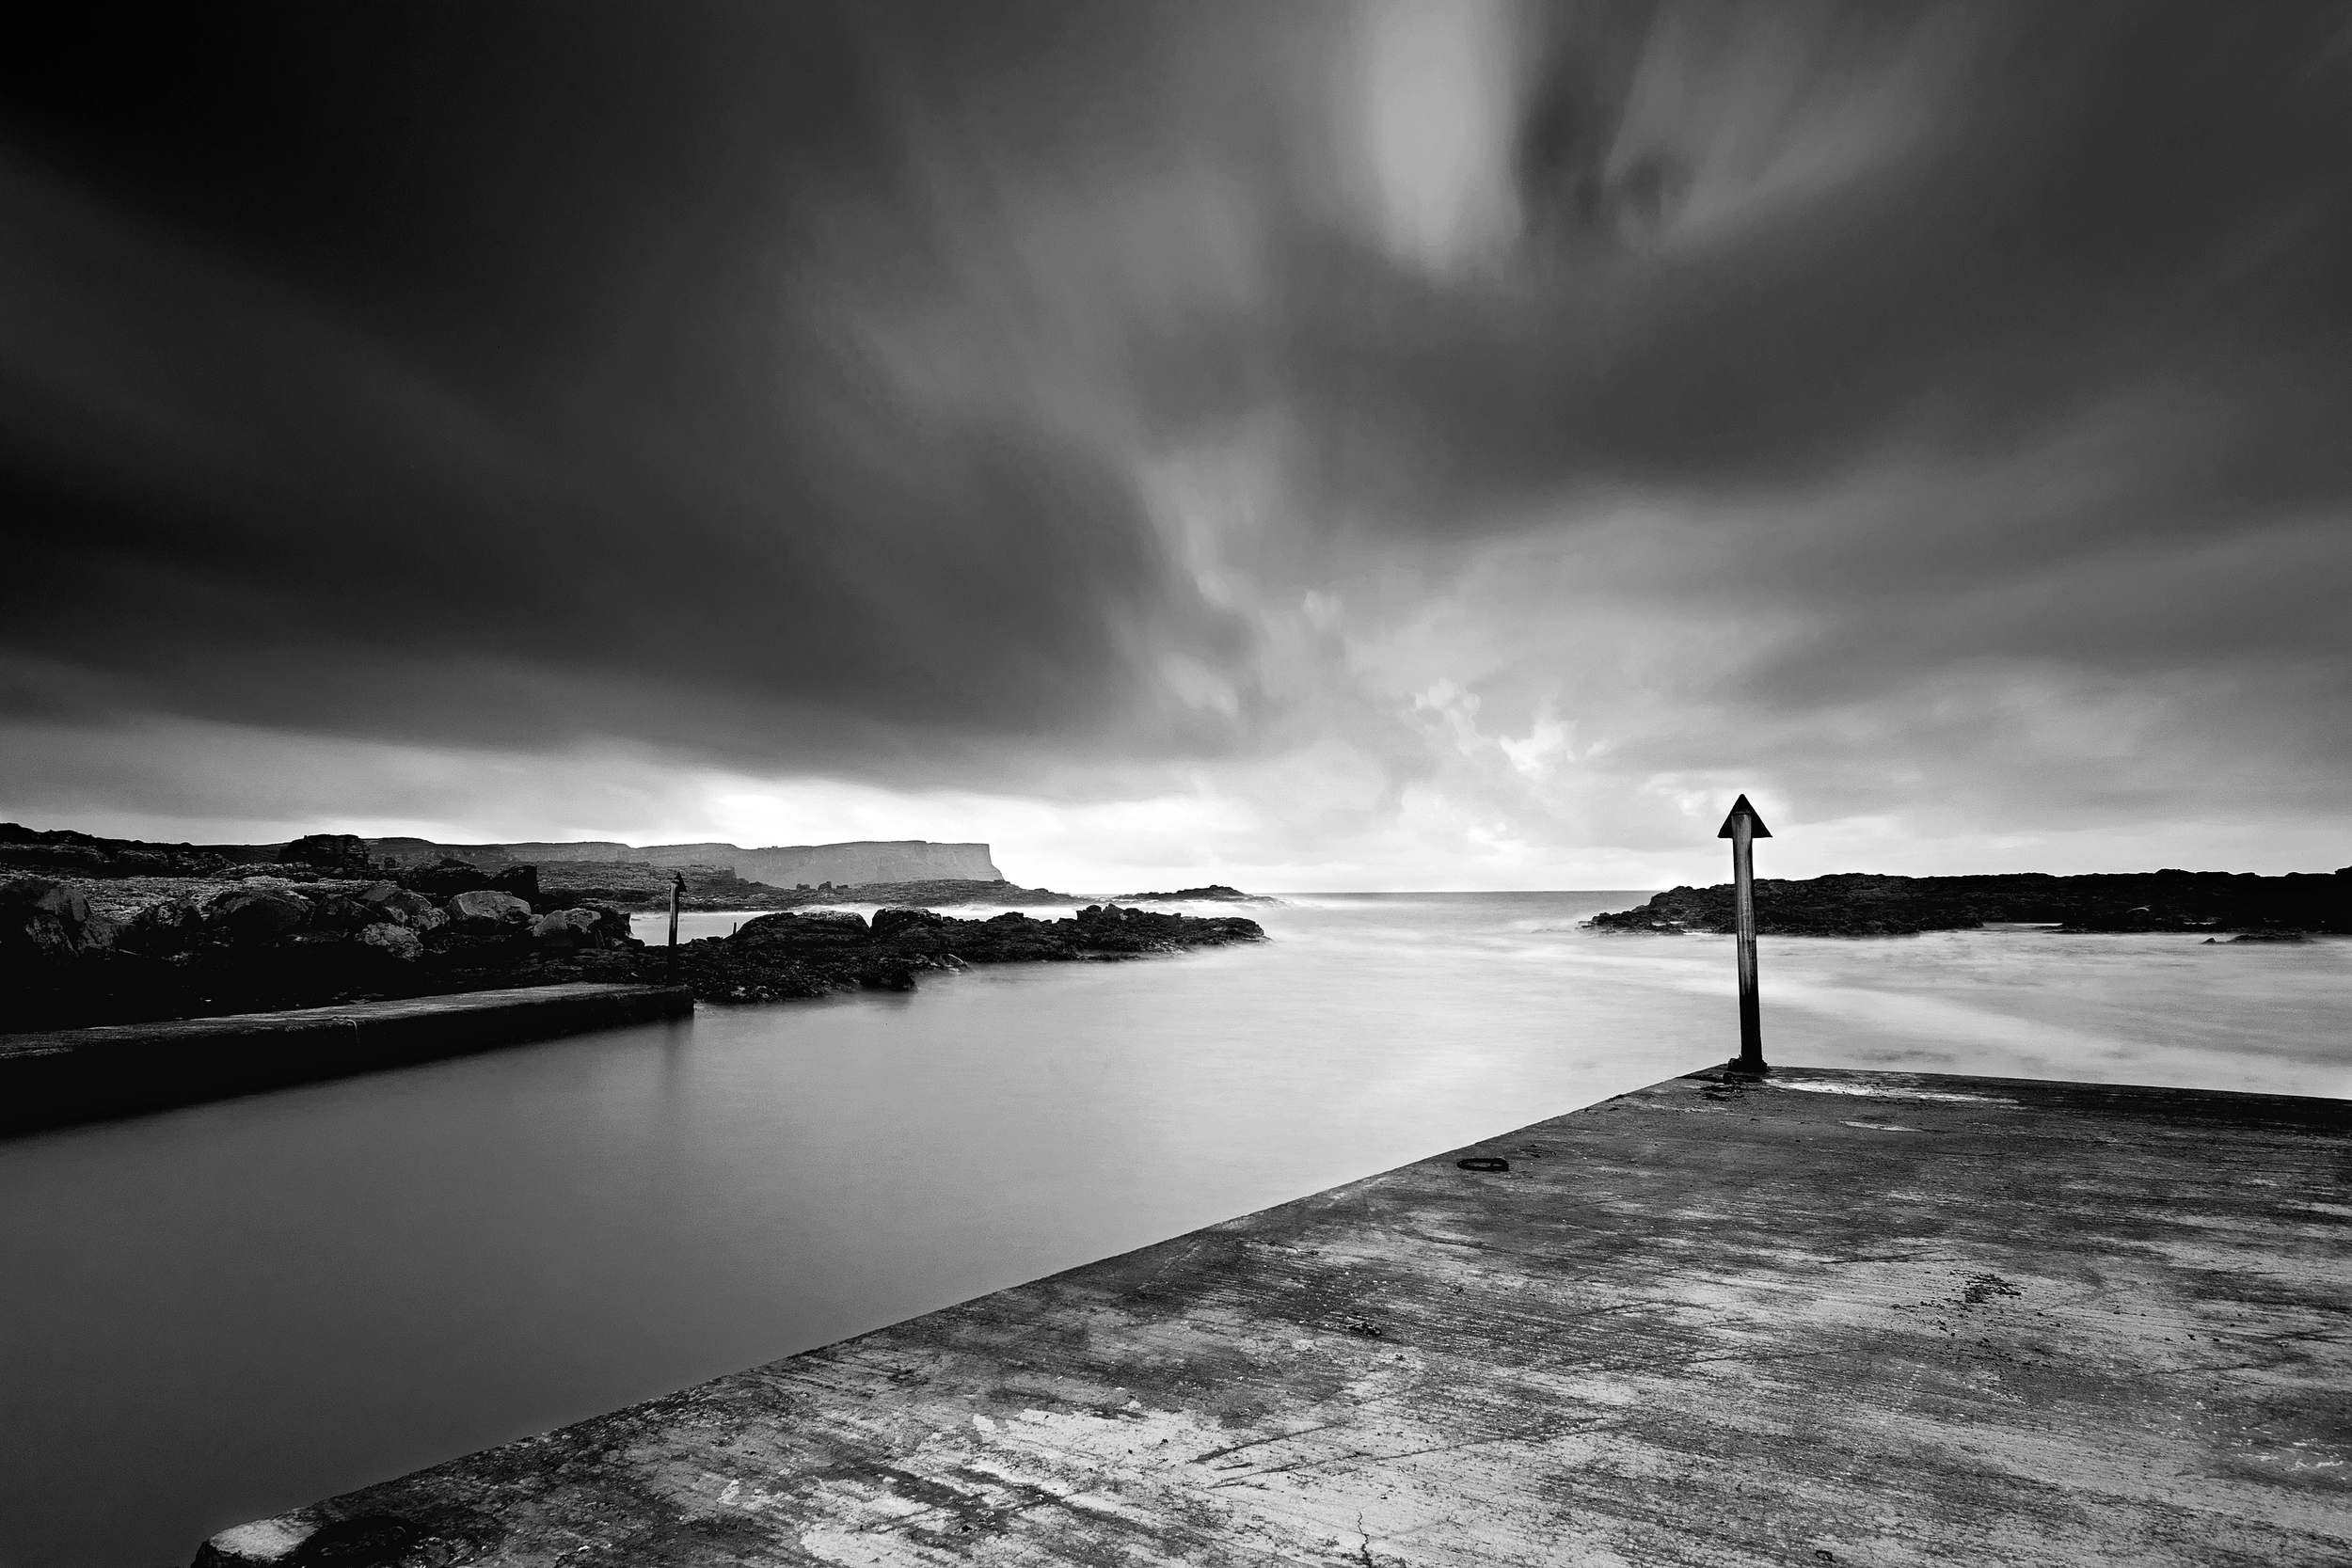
left=1720, top=793, right=1770, bottom=1077
left=1716, top=794, right=1772, bottom=840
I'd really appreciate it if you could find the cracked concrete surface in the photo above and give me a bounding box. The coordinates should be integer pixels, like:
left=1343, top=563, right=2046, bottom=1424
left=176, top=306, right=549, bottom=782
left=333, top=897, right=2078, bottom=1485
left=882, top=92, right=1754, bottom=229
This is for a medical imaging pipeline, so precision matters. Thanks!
left=194, top=1068, right=2349, bottom=1566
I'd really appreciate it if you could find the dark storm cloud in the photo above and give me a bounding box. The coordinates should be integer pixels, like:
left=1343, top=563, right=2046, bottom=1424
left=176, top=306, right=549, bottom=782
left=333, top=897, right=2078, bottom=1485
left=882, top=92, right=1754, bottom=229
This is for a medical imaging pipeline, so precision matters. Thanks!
left=0, top=2, right=1277, bottom=774
left=4, top=0, right=2348, bottom=804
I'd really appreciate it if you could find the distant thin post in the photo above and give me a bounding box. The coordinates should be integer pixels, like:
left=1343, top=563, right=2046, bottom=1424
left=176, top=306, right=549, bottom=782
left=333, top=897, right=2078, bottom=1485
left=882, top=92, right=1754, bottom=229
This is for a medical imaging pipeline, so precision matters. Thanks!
left=666, top=872, right=684, bottom=984
left=1716, top=795, right=1772, bottom=1077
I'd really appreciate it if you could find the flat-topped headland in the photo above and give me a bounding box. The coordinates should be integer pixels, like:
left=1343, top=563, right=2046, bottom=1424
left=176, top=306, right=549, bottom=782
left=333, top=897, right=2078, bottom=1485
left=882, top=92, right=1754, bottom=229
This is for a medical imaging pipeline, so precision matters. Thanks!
left=1592, top=865, right=2351, bottom=936
left=370, top=835, right=1005, bottom=888
left=2, top=826, right=1265, bottom=1033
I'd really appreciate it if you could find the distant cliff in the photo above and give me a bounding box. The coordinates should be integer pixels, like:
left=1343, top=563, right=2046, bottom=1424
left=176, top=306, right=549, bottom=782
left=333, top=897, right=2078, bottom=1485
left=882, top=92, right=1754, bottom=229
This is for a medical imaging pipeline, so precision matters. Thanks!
left=365, top=837, right=1003, bottom=889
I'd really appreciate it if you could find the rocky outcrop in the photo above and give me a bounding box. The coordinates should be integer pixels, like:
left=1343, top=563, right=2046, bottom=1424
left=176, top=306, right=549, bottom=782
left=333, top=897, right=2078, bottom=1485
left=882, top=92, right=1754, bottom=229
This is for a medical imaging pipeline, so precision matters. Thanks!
left=1589, top=867, right=2352, bottom=937
left=1, top=869, right=644, bottom=1033
left=3, top=856, right=1270, bottom=1031
left=278, top=833, right=377, bottom=875
left=672, top=902, right=1266, bottom=1004
left=402, top=858, right=540, bottom=901
left=0, top=823, right=271, bottom=879
left=1116, top=885, right=1279, bottom=904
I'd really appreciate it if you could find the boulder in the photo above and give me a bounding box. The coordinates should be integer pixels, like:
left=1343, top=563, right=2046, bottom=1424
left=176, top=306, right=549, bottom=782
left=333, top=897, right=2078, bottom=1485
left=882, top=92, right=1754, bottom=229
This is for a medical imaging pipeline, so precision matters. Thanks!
left=872, top=906, right=948, bottom=938
left=4, top=876, right=88, bottom=925
left=729, top=910, right=872, bottom=957
left=585, top=904, right=633, bottom=945
left=1, top=877, right=87, bottom=964
left=447, top=889, right=534, bottom=928
left=310, top=895, right=372, bottom=932
left=530, top=909, right=604, bottom=950
left=357, top=881, right=442, bottom=927
left=117, top=897, right=206, bottom=956
left=201, top=886, right=313, bottom=942
left=358, top=924, right=424, bottom=960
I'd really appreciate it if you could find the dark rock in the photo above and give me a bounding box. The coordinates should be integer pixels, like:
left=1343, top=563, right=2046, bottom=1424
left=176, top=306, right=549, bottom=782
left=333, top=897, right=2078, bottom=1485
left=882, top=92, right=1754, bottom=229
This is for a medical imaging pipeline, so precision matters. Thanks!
left=309, top=895, right=372, bottom=932
left=279, top=833, right=376, bottom=875
left=446, top=890, right=534, bottom=928
left=0, top=842, right=108, bottom=875
left=530, top=909, right=604, bottom=950
left=203, top=886, right=313, bottom=941
left=2, top=877, right=87, bottom=965
left=586, top=904, right=634, bottom=946
left=116, top=897, right=207, bottom=957
left=400, top=858, right=502, bottom=898
left=358, top=923, right=425, bottom=961
left=859, top=958, right=920, bottom=990
left=357, top=881, right=442, bottom=927
left=0, top=822, right=244, bottom=879
left=1116, top=884, right=1272, bottom=903
left=491, top=863, right=540, bottom=901
left=1591, top=867, right=2352, bottom=937
left=732, top=911, right=872, bottom=952
left=664, top=903, right=1265, bottom=1005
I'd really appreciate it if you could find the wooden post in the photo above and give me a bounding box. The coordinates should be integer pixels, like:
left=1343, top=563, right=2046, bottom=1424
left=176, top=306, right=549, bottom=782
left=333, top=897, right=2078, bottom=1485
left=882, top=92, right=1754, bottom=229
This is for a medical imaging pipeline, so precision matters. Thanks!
left=1717, top=795, right=1772, bottom=1077
left=666, top=872, right=684, bottom=984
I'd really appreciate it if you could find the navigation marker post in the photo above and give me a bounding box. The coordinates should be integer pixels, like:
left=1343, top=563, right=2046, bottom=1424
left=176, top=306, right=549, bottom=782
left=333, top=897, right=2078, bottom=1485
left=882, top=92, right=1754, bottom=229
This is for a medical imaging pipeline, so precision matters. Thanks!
left=666, top=871, right=685, bottom=984
left=1718, top=794, right=1772, bottom=1078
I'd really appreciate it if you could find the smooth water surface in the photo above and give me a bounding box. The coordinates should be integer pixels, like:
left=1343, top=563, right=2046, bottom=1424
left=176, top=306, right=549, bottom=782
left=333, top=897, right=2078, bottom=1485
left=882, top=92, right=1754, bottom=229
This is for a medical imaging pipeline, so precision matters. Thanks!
left=4, top=893, right=2346, bottom=1565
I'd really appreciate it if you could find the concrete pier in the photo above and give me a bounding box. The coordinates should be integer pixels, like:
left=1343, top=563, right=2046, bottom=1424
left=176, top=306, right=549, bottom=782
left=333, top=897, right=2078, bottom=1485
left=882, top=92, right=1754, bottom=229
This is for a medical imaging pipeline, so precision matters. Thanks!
left=1, top=983, right=693, bottom=1135
left=194, top=1067, right=2348, bottom=1566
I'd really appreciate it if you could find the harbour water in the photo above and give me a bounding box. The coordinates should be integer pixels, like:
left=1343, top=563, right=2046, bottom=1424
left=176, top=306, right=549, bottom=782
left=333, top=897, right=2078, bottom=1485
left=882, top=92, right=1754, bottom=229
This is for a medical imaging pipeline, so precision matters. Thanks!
left=4, top=893, right=2345, bottom=1566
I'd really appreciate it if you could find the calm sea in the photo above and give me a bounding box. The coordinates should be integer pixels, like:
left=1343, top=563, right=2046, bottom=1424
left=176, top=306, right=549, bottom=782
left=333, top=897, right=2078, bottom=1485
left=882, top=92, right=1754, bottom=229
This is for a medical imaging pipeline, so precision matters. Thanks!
left=4, top=892, right=2346, bottom=1566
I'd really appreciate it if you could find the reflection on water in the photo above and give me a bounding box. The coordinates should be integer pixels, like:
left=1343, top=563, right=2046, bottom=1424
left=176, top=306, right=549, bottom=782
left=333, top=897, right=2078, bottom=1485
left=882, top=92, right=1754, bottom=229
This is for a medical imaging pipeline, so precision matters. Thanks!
left=3, top=893, right=2345, bottom=1565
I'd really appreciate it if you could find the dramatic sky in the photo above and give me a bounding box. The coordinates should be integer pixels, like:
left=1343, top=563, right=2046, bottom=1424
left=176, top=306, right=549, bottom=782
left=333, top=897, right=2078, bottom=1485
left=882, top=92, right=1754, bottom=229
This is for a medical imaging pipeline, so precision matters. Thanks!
left=4, top=1, right=2347, bottom=889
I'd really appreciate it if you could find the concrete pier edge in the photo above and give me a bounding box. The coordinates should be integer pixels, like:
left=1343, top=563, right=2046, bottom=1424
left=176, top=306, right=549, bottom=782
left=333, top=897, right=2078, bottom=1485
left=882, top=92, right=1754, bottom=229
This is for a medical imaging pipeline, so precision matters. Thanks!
left=0, top=982, right=693, bottom=1135
left=187, top=1063, right=2350, bottom=1566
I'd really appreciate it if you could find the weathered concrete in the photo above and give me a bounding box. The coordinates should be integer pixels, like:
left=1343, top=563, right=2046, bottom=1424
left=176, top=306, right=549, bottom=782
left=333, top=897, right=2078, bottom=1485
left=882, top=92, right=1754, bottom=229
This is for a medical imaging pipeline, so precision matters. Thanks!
left=1, top=982, right=692, bottom=1135
left=194, top=1068, right=2349, bottom=1566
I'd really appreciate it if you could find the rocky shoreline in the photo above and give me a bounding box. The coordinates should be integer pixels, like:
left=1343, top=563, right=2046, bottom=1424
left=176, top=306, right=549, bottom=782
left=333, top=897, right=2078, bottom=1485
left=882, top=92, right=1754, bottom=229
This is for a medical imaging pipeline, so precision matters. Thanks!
left=669, top=903, right=1267, bottom=1002
left=2, top=831, right=1267, bottom=1033
left=1590, top=867, right=2352, bottom=937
